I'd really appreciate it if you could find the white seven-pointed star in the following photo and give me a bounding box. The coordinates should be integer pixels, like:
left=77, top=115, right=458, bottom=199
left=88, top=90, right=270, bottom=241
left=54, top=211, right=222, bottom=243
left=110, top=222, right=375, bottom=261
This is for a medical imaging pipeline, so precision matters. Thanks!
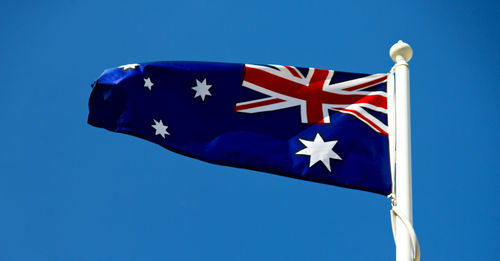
left=119, top=63, right=139, bottom=71
left=296, top=133, right=342, bottom=172
left=144, top=77, right=154, bottom=91
left=151, top=119, right=169, bottom=138
left=192, top=78, right=212, bottom=101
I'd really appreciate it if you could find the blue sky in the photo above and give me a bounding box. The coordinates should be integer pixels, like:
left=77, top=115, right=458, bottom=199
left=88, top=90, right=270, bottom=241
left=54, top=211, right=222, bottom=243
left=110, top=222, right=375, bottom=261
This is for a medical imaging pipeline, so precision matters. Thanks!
left=1, top=0, right=499, bottom=260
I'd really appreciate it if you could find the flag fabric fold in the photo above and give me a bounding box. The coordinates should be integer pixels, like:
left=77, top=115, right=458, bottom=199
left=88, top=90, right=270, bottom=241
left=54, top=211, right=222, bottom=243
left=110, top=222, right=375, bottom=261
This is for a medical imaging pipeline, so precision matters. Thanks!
left=88, top=61, right=391, bottom=195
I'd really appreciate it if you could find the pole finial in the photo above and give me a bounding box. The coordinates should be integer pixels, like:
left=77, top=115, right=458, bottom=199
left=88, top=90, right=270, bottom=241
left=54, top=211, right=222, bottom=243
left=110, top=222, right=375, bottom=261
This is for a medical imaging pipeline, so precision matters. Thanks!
left=390, top=40, right=413, bottom=62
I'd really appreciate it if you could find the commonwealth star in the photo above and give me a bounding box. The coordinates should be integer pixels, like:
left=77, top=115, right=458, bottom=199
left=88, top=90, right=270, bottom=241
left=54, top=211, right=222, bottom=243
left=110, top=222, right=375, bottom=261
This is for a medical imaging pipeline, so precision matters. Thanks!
left=296, top=133, right=342, bottom=172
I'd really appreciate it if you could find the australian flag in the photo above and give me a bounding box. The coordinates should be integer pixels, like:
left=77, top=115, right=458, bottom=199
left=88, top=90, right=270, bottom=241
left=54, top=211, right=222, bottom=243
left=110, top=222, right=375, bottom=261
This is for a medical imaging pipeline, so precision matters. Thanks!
left=88, top=62, right=391, bottom=195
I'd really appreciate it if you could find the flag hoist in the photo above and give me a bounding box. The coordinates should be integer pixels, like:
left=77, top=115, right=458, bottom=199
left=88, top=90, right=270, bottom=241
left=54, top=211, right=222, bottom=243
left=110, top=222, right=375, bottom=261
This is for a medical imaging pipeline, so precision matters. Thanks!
left=387, top=40, right=420, bottom=261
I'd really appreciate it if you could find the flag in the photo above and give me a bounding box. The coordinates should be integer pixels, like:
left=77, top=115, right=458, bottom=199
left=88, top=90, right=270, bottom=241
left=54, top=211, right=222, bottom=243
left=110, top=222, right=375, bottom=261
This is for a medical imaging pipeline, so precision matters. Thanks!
left=88, top=61, right=391, bottom=195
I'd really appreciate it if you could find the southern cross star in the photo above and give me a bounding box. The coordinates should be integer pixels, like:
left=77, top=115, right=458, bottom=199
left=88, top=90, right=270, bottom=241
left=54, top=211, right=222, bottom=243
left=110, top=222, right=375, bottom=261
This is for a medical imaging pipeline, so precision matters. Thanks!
left=144, top=77, right=154, bottom=91
left=296, top=133, right=342, bottom=172
left=192, top=78, right=212, bottom=101
left=151, top=119, right=169, bottom=138
left=119, top=63, right=139, bottom=71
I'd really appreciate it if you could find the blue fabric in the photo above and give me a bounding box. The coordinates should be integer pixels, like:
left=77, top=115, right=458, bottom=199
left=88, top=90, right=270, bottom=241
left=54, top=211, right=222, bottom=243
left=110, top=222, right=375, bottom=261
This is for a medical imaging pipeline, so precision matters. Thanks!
left=88, top=61, right=391, bottom=195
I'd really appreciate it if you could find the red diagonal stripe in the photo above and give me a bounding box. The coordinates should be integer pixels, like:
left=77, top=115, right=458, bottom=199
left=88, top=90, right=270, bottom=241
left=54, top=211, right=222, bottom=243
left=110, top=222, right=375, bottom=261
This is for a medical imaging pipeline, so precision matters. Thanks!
left=235, top=98, right=285, bottom=111
left=353, top=94, right=387, bottom=109
left=284, top=66, right=303, bottom=79
left=342, top=75, right=387, bottom=92
left=332, top=107, right=388, bottom=136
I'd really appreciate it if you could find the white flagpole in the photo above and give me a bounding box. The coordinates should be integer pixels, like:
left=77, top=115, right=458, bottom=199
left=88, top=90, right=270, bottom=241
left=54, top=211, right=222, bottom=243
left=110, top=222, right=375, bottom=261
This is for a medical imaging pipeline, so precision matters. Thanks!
left=389, top=40, right=415, bottom=261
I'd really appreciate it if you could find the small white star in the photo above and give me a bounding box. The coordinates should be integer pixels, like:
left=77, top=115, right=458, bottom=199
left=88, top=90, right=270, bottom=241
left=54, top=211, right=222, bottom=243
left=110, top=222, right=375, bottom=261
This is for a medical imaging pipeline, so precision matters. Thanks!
left=144, top=77, right=154, bottom=91
left=192, top=78, right=212, bottom=101
left=118, top=63, right=139, bottom=71
left=151, top=119, right=169, bottom=138
left=296, top=133, right=342, bottom=172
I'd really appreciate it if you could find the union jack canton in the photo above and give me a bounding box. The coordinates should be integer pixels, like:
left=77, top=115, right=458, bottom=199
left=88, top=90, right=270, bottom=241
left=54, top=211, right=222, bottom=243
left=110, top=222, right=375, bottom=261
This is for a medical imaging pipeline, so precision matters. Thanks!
left=236, top=64, right=388, bottom=135
left=88, top=61, right=392, bottom=195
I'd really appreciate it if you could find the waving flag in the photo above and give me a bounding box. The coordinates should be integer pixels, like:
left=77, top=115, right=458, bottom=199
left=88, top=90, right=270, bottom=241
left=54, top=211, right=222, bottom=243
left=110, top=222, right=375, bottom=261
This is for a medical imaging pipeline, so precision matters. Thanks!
left=88, top=62, right=391, bottom=195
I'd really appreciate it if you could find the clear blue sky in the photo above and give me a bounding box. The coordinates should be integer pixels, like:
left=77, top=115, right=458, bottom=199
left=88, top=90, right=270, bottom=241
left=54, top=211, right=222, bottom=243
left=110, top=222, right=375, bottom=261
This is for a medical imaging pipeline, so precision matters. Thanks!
left=1, top=0, right=499, bottom=260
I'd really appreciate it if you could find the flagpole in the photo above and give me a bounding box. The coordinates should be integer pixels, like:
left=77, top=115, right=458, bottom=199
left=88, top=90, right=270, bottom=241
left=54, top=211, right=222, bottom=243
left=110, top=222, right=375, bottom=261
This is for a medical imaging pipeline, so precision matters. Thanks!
left=390, top=40, right=414, bottom=261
